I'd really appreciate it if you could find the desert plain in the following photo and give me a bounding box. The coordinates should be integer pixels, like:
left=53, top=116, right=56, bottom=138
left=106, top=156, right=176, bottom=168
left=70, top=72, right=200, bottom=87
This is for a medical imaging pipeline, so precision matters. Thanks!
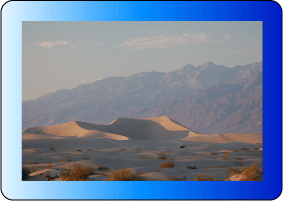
left=22, top=116, right=262, bottom=181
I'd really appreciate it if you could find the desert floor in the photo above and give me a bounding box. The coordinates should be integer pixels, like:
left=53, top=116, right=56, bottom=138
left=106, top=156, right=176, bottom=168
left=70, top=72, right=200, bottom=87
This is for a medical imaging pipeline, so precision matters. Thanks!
left=22, top=117, right=262, bottom=181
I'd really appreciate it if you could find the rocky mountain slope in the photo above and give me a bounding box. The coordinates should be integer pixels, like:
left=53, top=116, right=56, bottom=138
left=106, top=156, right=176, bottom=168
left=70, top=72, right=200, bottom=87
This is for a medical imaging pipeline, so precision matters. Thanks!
left=23, top=61, right=262, bottom=134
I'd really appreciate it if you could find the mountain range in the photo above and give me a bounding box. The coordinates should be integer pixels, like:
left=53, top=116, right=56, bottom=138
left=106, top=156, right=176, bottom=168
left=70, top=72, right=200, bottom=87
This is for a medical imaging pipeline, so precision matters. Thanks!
left=22, top=61, right=262, bottom=134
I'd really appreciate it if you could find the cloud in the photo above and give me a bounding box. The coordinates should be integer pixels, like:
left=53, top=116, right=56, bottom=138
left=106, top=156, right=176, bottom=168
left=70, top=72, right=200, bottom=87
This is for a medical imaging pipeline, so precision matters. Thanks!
left=150, top=31, right=161, bottom=34
left=118, top=33, right=221, bottom=49
left=71, top=45, right=77, bottom=48
left=95, top=43, right=101, bottom=45
left=223, top=35, right=232, bottom=39
left=36, top=40, right=69, bottom=48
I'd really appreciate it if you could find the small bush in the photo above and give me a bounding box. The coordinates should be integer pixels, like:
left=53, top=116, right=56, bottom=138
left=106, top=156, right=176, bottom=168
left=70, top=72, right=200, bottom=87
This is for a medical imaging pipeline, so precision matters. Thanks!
left=241, top=164, right=262, bottom=181
left=169, top=175, right=186, bottom=181
left=135, top=148, right=141, bottom=153
left=247, top=153, right=253, bottom=156
left=155, top=168, right=161, bottom=172
left=60, top=158, right=67, bottom=163
left=253, top=147, right=260, bottom=150
left=27, top=161, right=34, bottom=164
left=240, top=148, right=249, bottom=151
left=47, top=162, right=52, bottom=169
left=215, top=166, right=225, bottom=168
left=233, top=149, right=239, bottom=152
left=141, top=157, right=152, bottom=159
left=220, top=156, right=230, bottom=160
left=168, top=158, right=174, bottom=160
left=59, top=164, right=95, bottom=181
left=97, top=166, right=108, bottom=171
left=49, top=147, right=55, bottom=151
left=257, top=153, right=262, bottom=156
left=42, top=173, right=53, bottom=181
left=227, top=167, right=242, bottom=175
left=210, top=152, right=218, bottom=155
left=84, top=157, right=90, bottom=160
left=67, top=158, right=72, bottom=162
left=159, top=161, right=175, bottom=168
left=157, top=151, right=167, bottom=160
left=22, top=167, right=31, bottom=181
left=179, top=145, right=186, bottom=148
left=104, top=167, right=146, bottom=181
left=76, top=149, right=82, bottom=152
left=205, top=167, right=211, bottom=169
left=35, top=162, right=39, bottom=165
left=236, top=158, right=242, bottom=160
left=233, top=161, right=242, bottom=165
left=118, top=148, right=125, bottom=152
left=87, top=149, right=92, bottom=151
left=194, top=174, right=214, bottom=181
left=187, top=166, right=197, bottom=169
left=222, top=151, right=230, bottom=155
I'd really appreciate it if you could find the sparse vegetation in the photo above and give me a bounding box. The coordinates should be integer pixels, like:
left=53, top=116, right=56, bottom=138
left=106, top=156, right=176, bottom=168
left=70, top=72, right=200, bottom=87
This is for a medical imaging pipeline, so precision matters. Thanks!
left=253, top=147, right=260, bottom=150
left=220, top=156, right=230, bottom=160
left=60, top=158, right=67, bottom=163
left=135, top=148, right=141, bottom=153
left=240, top=148, right=249, bottom=151
left=42, top=173, right=58, bottom=181
left=233, top=161, right=242, bottom=165
left=49, top=147, right=56, bottom=151
left=222, top=151, right=230, bottom=155
left=87, top=149, right=92, bottom=151
left=76, top=149, right=82, bottom=152
left=194, top=174, right=214, bottom=181
left=210, top=152, right=218, bottom=155
left=104, top=167, right=147, bottom=181
left=227, top=167, right=242, bottom=175
left=35, top=162, right=39, bottom=165
left=233, top=149, right=239, bottom=152
left=187, top=165, right=197, bottom=169
left=179, top=145, right=186, bottom=148
left=180, top=169, right=185, bottom=172
left=155, top=168, right=161, bottom=172
left=168, top=158, right=174, bottom=160
left=47, top=162, right=52, bottom=168
left=157, top=151, right=167, bottom=160
left=27, top=161, right=34, bottom=164
left=247, top=153, right=253, bottom=156
left=159, top=161, right=175, bottom=168
left=205, top=167, right=211, bottom=169
left=141, top=157, right=153, bottom=159
left=22, top=167, right=31, bottom=181
left=97, top=166, right=108, bottom=171
left=118, top=148, right=125, bottom=152
left=236, top=158, right=242, bottom=160
left=169, top=175, right=186, bottom=181
left=215, top=166, right=225, bottom=168
left=59, top=164, right=95, bottom=181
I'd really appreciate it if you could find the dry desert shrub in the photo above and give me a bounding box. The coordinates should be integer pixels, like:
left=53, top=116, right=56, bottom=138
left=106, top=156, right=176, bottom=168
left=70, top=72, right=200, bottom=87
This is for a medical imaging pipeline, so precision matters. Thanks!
left=97, top=166, right=108, bottom=171
left=155, top=168, right=161, bottom=172
left=49, top=147, right=56, bottom=151
left=168, top=158, right=174, bottom=160
left=179, top=145, right=186, bottom=148
left=60, top=158, right=67, bottom=163
left=84, top=157, right=90, bottom=160
left=159, top=161, right=175, bottom=168
left=220, top=156, right=230, bottom=160
left=222, top=151, right=230, bottom=155
left=253, top=147, right=260, bottom=150
left=240, top=148, right=249, bottom=151
left=118, top=148, right=125, bottom=152
left=227, top=167, right=242, bottom=175
left=187, top=165, right=197, bottom=169
left=104, top=167, right=147, bottom=181
left=233, top=161, right=242, bottom=165
left=141, top=157, right=152, bottom=159
left=87, top=149, right=92, bottom=151
left=169, top=175, right=186, bottom=181
left=257, top=153, right=262, bottom=156
left=42, top=173, right=58, bottom=181
left=247, top=153, right=253, bottom=156
left=59, top=164, right=95, bottom=181
left=236, top=158, right=243, bottom=160
left=240, top=164, right=262, bottom=181
left=194, top=174, right=214, bottom=181
left=135, top=148, right=141, bottom=153
left=22, top=167, right=31, bottom=181
left=35, top=162, right=39, bottom=165
left=233, top=149, right=239, bottom=152
left=157, top=151, right=167, bottom=160
left=210, top=152, right=218, bottom=155
left=27, top=161, right=34, bottom=164
left=215, top=166, right=225, bottom=168
left=47, top=162, right=52, bottom=168
left=76, top=149, right=82, bottom=152
left=204, top=167, right=211, bottom=169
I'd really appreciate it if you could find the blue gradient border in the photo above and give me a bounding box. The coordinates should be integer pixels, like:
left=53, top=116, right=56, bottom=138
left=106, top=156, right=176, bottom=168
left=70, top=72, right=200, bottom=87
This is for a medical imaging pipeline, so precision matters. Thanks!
left=2, top=1, right=282, bottom=200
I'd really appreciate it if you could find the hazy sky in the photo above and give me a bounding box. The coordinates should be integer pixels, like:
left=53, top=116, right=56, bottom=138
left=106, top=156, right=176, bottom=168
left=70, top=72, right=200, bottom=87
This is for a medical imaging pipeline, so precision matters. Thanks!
left=23, top=21, right=262, bottom=100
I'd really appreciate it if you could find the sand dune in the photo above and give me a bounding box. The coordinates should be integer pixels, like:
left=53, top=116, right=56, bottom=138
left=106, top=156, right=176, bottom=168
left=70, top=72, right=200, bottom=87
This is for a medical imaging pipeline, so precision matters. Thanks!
left=23, top=116, right=198, bottom=141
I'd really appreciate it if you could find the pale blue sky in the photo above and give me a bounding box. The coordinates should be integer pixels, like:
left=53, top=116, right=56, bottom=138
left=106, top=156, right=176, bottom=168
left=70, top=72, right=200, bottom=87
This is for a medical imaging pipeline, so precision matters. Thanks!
left=23, top=21, right=262, bottom=100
